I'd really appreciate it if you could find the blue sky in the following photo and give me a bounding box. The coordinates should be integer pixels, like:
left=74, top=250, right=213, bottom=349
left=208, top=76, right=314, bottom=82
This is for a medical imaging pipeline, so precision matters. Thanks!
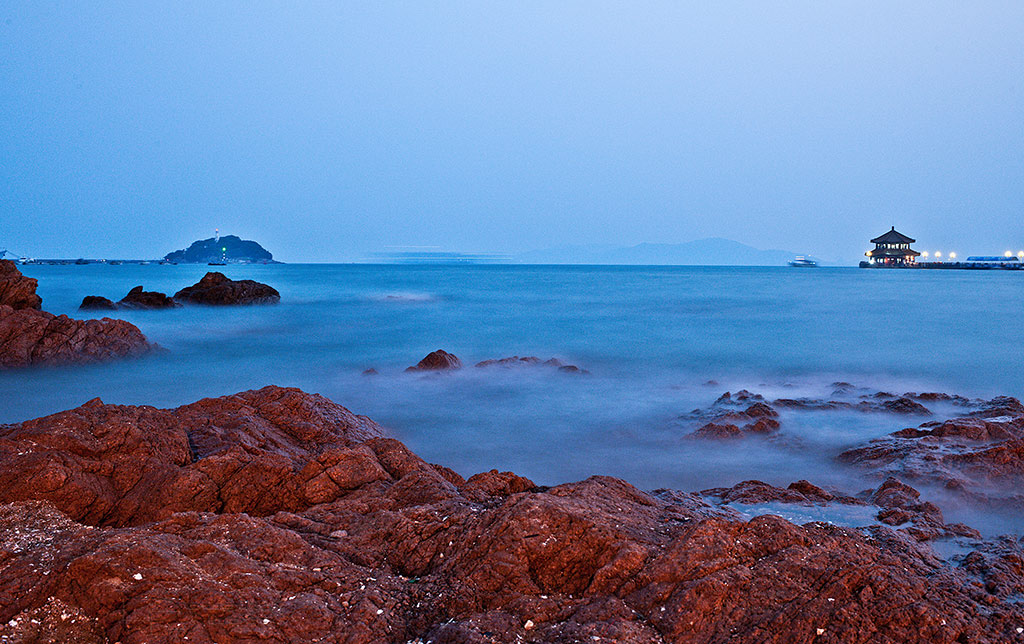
left=2, top=2, right=1023, bottom=262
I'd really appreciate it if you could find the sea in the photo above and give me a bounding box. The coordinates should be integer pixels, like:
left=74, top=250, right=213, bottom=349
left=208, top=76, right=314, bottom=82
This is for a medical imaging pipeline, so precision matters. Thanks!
left=4, top=264, right=1023, bottom=530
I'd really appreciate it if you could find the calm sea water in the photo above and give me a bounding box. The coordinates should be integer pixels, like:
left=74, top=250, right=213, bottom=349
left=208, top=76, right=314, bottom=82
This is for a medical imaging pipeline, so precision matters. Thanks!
left=3, top=264, right=1023, bottom=526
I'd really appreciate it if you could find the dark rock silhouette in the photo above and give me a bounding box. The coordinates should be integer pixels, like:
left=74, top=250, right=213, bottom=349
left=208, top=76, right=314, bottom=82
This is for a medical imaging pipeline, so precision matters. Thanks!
left=164, top=234, right=276, bottom=264
left=78, top=295, right=118, bottom=310
left=80, top=286, right=180, bottom=311
left=173, top=272, right=280, bottom=305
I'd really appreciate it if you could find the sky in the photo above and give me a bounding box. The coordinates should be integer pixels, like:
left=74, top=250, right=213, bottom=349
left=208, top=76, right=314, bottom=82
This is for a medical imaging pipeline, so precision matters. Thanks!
left=1, top=2, right=1023, bottom=263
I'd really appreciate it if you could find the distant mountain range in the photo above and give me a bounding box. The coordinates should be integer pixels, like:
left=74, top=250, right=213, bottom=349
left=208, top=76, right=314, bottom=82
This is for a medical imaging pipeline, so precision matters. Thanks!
left=515, top=238, right=824, bottom=266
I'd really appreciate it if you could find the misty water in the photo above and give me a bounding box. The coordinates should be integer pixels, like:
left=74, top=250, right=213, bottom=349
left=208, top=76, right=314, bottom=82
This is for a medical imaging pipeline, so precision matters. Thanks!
left=4, top=264, right=1023, bottom=531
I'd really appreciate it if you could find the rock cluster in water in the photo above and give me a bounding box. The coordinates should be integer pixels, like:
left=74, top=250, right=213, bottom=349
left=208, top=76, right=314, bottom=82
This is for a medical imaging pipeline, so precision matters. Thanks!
left=80, top=285, right=181, bottom=311
left=173, top=272, right=281, bottom=305
left=2, top=386, right=1024, bottom=642
left=405, top=349, right=463, bottom=371
left=80, top=272, right=281, bottom=309
left=0, top=260, right=153, bottom=369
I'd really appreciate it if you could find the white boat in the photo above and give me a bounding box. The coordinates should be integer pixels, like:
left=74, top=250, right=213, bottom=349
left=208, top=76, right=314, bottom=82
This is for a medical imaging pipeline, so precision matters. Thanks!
left=788, top=256, right=818, bottom=267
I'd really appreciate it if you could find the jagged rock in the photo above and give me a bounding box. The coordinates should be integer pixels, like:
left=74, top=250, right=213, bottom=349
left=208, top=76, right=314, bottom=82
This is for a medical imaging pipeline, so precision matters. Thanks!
left=0, top=260, right=42, bottom=310
left=0, top=388, right=1022, bottom=642
left=0, top=305, right=153, bottom=369
left=839, top=400, right=1024, bottom=500
left=173, top=272, right=280, bottom=305
left=406, top=349, right=462, bottom=372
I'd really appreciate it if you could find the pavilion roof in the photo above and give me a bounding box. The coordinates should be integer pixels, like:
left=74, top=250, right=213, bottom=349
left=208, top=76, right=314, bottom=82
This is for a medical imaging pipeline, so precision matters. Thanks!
left=871, top=227, right=916, bottom=244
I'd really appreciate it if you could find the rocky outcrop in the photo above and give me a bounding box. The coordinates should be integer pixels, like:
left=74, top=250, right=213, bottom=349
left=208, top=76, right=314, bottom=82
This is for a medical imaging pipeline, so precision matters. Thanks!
left=0, top=266, right=155, bottom=368
left=0, top=306, right=153, bottom=369
left=689, top=401, right=781, bottom=438
left=78, top=295, right=117, bottom=311
left=0, top=260, right=42, bottom=310
left=839, top=397, right=1024, bottom=500
left=2, top=387, right=1022, bottom=643
left=406, top=349, right=462, bottom=372
left=475, top=356, right=588, bottom=373
left=173, top=272, right=280, bottom=305
left=80, top=286, right=180, bottom=311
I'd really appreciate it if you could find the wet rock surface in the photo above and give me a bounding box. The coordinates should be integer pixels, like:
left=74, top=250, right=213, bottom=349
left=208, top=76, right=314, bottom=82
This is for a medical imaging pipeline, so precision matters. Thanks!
left=838, top=396, right=1024, bottom=501
left=2, top=387, right=1024, bottom=643
left=0, top=260, right=42, bottom=310
left=406, top=349, right=463, bottom=372
left=173, top=271, right=281, bottom=305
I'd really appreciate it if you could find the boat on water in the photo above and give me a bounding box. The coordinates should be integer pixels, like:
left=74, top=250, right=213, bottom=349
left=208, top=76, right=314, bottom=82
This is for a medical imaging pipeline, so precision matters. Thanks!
left=788, top=256, right=818, bottom=267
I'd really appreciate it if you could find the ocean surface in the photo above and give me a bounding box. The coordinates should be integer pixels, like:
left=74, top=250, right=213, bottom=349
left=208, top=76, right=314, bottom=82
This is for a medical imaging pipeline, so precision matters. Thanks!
left=4, top=264, right=1023, bottom=529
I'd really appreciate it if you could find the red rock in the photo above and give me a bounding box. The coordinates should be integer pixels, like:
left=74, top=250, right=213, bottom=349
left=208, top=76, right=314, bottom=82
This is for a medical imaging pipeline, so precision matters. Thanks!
left=882, top=397, right=932, bottom=415
left=1, top=388, right=1022, bottom=643
left=406, top=349, right=462, bottom=371
left=0, top=260, right=42, bottom=310
left=692, top=422, right=743, bottom=439
left=0, top=305, right=153, bottom=368
left=744, top=402, right=778, bottom=418
left=839, top=406, right=1024, bottom=504
left=173, top=271, right=280, bottom=305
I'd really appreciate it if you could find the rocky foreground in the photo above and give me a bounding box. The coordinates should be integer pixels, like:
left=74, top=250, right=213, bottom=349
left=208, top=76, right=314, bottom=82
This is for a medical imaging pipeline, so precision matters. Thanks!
left=0, top=260, right=153, bottom=369
left=2, top=387, right=1024, bottom=643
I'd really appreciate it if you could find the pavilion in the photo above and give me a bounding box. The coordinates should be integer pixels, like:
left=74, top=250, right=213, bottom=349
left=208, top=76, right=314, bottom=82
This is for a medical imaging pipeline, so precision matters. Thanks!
left=864, top=228, right=920, bottom=267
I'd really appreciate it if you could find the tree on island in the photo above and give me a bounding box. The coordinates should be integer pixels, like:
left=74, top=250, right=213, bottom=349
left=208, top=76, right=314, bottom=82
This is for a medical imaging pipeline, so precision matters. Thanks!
left=164, top=235, right=277, bottom=264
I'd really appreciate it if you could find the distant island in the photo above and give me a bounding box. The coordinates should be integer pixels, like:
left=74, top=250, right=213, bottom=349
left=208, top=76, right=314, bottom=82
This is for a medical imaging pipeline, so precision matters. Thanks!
left=165, top=235, right=279, bottom=264
left=515, top=238, right=823, bottom=266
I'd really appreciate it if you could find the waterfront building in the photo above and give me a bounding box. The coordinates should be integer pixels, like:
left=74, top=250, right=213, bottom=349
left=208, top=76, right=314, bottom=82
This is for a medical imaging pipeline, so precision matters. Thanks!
left=864, top=228, right=920, bottom=266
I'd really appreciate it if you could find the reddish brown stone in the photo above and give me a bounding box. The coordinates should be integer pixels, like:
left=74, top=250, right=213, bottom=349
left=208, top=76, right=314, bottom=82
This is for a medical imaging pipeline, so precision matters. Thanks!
left=0, top=388, right=1022, bottom=643
left=406, top=349, right=462, bottom=371
left=0, top=260, right=41, bottom=310
left=0, top=305, right=153, bottom=368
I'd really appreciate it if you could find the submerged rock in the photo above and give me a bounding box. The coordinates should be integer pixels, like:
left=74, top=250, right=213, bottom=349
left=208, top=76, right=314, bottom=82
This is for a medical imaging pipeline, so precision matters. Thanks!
left=406, top=349, right=462, bottom=372
left=173, top=271, right=280, bottom=305
left=0, top=260, right=42, bottom=310
left=0, top=387, right=1021, bottom=643
left=475, top=355, right=588, bottom=373
left=839, top=398, right=1024, bottom=501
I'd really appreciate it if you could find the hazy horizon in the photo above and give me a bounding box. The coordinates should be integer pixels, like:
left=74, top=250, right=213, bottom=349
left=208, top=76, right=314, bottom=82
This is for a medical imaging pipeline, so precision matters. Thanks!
left=3, top=2, right=1023, bottom=263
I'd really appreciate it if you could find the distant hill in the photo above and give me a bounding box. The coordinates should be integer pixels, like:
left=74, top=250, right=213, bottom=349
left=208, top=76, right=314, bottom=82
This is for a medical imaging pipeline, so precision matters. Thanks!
left=516, top=238, right=819, bottom=266
left=165, top=235, right=278, bottom=264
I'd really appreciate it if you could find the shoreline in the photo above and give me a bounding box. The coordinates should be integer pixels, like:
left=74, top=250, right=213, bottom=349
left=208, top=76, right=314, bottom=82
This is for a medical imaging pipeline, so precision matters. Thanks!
left=2, top=385, right=1024, bottom=642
